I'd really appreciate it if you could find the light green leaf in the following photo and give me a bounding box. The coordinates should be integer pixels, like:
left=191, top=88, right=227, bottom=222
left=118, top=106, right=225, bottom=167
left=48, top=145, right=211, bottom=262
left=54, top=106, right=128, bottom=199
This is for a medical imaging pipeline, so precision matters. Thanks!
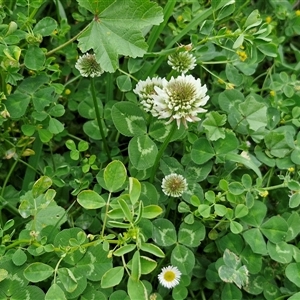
left=12, top=248, right=27, bottom=266
left=178, top=221, right=206, bottom=247
left=104, top=160, right=127, bottom=192
left=139, top=242, right=165, bottom=258
left=191, top=138, right=215, bottom=164
left=230, top=221, right=243, bottom=234
left=77, top=0, right=163, bottom=72
left=260, top=215, right=289, bottom=243
left=202, top=111, right=227, bottom=141
left=128, top=177, right=141, bottom=205
left=32, top=176, right=52, bottom=198
left=33, top=17, right=57, bottom=36
left=77, top=190, right=106, bottom=209
left=24, top=262, right=54, bottom=282
left=140, top=256, right=157, bottom=274
left=285, top=263, right=300, bottom=288
left=57, top=268, right=77, bottom=293
left=101, top=267, right=124, bottom=288
left=131, top=250, right=141, bottom=281
left=45, top=283, right=67, bottom=300
left=267, top=241, right=293, bottom=264
left=243, top=228, right=267, bottom=255
left=128, top=135, right=158, bottom=170
left=114, top=245, right=136, bottom=257
left=111, top=102, right=146, bottom=137
left=142, top=205, right=163, bottom=219
left=152, top=218, right=177, bottom=247
left=24, top=45, right=45, bottom=70
left=48, top=117, right=64, bottom=134
left=238, top=96, right=267, bottom=131
left=171, top=244, right=194, bottom=275
left=127, top=277, right=148, bottom=300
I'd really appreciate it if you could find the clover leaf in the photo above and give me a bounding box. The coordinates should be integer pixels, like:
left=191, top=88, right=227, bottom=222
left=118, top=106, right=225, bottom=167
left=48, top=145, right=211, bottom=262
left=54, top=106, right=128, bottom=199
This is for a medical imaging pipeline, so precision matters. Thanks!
left=77, top=0, right=163, bottom=72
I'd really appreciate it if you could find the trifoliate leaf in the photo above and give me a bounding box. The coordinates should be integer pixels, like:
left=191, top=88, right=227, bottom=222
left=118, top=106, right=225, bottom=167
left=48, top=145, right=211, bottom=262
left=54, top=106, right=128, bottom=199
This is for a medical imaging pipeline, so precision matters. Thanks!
left=77, top=0, right=163, bottom=72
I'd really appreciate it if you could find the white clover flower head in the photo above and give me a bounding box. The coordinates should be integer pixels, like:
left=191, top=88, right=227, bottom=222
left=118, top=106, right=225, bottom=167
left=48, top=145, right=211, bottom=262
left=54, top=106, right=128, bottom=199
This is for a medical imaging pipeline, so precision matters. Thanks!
left=162, top=173, right=187, bottom=197
left=167, top=51, right=196, bottom=74
left=153, top=74, right=209, bottom=128
left=75, top=53, right=104, bottom=77
left=133, top=77, right=167, bottom=114
left=158, top=265, right=181, bottom=289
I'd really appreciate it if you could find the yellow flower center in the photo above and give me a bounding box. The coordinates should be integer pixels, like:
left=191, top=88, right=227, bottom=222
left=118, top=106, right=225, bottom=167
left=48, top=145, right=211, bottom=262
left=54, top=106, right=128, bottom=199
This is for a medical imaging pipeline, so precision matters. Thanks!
left=164, top=270, right=176, bottom=282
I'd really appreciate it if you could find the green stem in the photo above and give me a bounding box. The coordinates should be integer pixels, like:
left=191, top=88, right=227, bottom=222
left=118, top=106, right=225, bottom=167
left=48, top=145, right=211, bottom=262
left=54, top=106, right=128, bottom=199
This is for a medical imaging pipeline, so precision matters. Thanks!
left=145, top=7, right=213, bottom=78
left=101, top=192, right=112, bottom=238
left=90, top=77, right=111, bottom=161
left=150, top=122, right=177, bottom=183
left=147, top=0, right=177, bottom=52
left=164, top=196, right=174, bottom=219
left=46, top=24, right=90, bottom=57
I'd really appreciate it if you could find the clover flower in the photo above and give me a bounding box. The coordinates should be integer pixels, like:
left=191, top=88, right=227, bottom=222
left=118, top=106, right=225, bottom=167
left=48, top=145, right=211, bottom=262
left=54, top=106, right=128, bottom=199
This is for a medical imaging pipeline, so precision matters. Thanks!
left=133, top=77, right=167, bottom=114
left=158, top=265, right=181, bottom=289
left=162, top=173, right=187, bottom=197
left=75, top=53, right=104, bottom=77
left=152, top=74, right=209, bottom=128
left=168, top=51, right=196, bottom=74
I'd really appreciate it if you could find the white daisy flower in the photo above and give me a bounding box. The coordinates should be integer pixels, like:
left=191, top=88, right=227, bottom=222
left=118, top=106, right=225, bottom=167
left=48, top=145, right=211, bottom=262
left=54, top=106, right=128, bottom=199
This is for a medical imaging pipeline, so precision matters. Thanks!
left=158, top=265, right=181, bottom=289
left=75, top=53, right=104, bottom=77
left=167, top=51, right=197, bottom=74
left=133, top=77, right=167, bottom=114
left=153, top=74, right=209, bottom=128
left=162, top=173, right=187, bottom=197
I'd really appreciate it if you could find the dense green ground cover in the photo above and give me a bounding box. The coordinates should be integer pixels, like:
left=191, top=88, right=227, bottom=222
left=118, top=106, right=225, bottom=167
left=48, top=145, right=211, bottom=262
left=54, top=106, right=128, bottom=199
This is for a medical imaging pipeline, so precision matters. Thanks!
left=1, top=0, right=300, bottom=299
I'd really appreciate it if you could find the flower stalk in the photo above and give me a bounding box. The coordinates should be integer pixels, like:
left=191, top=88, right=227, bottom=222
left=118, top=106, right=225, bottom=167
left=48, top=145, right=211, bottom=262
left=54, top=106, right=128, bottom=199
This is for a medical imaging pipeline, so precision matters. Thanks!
left=90, top=77, right=111, bottom=161
left=150, top=121, right=177, bottom=183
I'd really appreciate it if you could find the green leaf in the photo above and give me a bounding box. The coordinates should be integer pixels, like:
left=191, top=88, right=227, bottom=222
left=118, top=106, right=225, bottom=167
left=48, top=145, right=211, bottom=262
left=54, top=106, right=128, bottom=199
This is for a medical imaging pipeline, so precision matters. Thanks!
left=267, top=241, right=293, bottom=264
left=118, top=198, right=133, bottom=223
left=111, top=102, right=146, bottom=137
left=57, top=268, right=77, bottom=293
left=77, top=190, right=106, bottom=209
left=48, top=118, right=64, bottom=134
left=32, top=176, right=52, bottom=198
left=241, top=200, right=267, bottom=227
left=116, top=75, right=132, bottom=92
left=127, top=277, right=147, bottom=300
left=243, top=228, right=267, bottom=255
left=285, top=263, right=300, bottom=288
left=6, top=93, right=31, bottom=118
left=131, top=250, right=141, bottom=281
left=238, top=96, right=267, bottom=131
left=77, top=0, right=163, bottom=72
left=235, top=204, right=249, bottom=218
left=24, top=45, right=45, bottom=70
left=128, top=135, right=158, bottom=170
left=171, top=244, right=195, bottom=275
left=104, top=160, right=127, bottom=192
left=142, top=205, right=163, bottom=219
left=225, top=64, right=243, bottom=86
left=45, top=284, right=67, bottom=300
left=114, top=245, right=136, bottom=257
left=191, top=138, right=215, bottom=164
left=33, top=17, right=58, bottom=36
left=140, top=256, right=157, bottom=274
left=198, top=204, right=211, bottom=218
left=243, top=9, right=262, bottom=30
left=152, top=218, right=177, bottom=247
left=178, top=221, right=206, bottom=247
left=12, top=248, right=27, bottom=266
left=24, top=262, right=54, bottom=282
left=128, top=177, right=141, bottom=205
left=230, top=221, right=243, bottom=234
left=202, top=111, right=227, bottom=141
left=257, top=43, right=278, bottom=57
left=225, top=152, right=262, bottom=178
left=221, top=284, right=242, bottom=300
left=260, top=216, right=289, bottom=243
left=139, top=242, right=165, bottom=258
left=289, top=193, right=300, bottom=208
left=101, top=267, right=124, bottom=288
